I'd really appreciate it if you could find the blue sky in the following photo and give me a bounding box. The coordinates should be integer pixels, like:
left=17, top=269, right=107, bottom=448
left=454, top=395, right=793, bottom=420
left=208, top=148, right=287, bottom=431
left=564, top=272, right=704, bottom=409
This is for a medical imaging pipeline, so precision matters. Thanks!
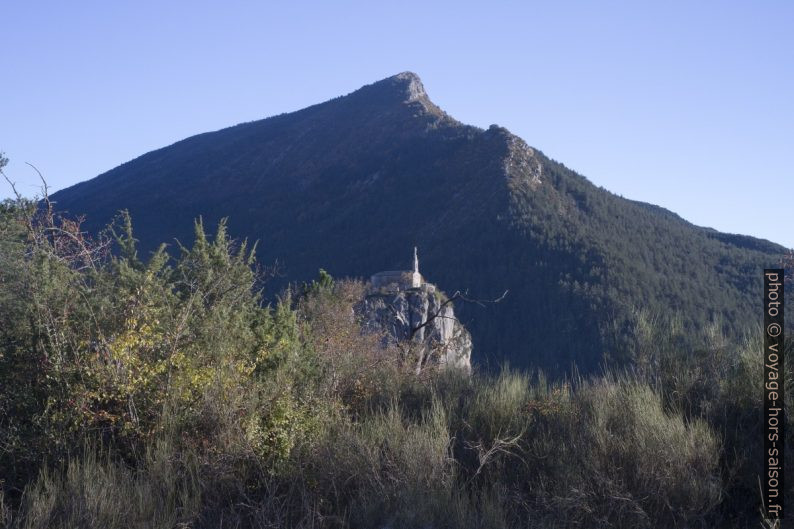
left=2, top=1, right=792, bottom=247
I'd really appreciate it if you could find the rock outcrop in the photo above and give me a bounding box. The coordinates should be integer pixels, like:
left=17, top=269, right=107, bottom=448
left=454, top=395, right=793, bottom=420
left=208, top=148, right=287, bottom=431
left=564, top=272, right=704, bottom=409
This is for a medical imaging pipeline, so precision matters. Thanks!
left=357, top=283, right=472, bottom=373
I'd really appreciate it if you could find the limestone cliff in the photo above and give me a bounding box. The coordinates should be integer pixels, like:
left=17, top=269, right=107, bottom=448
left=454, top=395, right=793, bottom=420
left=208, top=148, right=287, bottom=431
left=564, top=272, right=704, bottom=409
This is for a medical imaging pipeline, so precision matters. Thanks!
left=356, top=284, right=472, bottom=373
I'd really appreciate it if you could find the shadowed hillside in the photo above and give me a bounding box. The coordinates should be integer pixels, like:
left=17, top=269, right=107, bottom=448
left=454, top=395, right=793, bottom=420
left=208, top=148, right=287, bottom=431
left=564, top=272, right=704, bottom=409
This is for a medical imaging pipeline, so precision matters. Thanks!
left=50, top=72, right=787, bottom=372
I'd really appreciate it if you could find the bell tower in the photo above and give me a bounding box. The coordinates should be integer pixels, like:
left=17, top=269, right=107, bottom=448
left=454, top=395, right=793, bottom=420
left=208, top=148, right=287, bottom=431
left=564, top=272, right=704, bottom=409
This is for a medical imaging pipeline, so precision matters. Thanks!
left=411, top=247, right=422, bottom=288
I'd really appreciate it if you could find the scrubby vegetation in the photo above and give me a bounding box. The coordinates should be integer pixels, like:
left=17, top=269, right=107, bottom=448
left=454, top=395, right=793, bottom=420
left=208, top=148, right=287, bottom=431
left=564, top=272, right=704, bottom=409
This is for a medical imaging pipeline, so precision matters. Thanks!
left=0, top=194, right=791, bottom=528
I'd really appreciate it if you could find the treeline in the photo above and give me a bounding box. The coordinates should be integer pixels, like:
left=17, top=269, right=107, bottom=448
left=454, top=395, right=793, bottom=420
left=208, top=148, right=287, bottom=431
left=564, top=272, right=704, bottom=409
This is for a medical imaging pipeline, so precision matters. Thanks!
left=0, top=196, right=791, bottom=528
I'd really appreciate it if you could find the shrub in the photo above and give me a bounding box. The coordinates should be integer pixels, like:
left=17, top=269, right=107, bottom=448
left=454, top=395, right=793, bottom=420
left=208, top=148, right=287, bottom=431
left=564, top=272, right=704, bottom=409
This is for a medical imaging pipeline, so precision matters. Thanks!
left=0, top=197, right=781, bottom=528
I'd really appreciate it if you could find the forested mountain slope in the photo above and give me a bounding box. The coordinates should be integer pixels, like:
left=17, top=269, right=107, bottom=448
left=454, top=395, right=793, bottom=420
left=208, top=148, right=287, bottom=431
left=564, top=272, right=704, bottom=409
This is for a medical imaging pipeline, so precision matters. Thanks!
left=51, top=72, right=787, bottom=371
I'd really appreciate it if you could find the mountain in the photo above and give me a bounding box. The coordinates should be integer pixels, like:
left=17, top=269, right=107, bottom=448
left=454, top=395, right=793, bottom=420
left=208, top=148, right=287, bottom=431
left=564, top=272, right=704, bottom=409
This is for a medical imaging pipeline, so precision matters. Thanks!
left=50, top=72, right=787, bottom=373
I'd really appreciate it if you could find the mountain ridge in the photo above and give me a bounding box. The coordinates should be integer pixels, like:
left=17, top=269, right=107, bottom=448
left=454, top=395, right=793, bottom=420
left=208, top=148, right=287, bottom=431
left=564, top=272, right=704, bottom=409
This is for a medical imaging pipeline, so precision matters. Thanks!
left=50, top=72, right=788, bottom=372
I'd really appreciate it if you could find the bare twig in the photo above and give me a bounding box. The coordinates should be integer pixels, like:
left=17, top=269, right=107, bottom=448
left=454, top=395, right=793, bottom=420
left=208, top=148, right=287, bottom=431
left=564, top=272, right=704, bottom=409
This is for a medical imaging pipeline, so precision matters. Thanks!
left=25, top=162, right=49, bottom=203
left=1, top=169, right=23, bottom=202
left=465, top=428, right=525, bottom=485
left=409, top=289, right=508, bottom=339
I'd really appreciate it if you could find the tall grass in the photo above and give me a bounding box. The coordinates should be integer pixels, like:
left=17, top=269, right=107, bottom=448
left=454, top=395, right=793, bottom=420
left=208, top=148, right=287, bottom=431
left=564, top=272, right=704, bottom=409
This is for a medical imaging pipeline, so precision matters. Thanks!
left=6, top=361, right=736, bottom=529
left=16, top=442, right=200, bottom=529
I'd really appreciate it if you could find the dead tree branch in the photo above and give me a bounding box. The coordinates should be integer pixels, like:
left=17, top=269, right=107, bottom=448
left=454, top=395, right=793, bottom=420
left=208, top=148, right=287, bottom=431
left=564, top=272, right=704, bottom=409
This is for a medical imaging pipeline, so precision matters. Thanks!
left=409, top=289, right=508, bottom=339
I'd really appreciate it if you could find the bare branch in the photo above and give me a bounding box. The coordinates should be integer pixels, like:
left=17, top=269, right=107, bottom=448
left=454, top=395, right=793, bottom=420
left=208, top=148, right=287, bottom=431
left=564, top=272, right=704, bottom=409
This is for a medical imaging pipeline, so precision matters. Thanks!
left=1, top=169, right=23, bottom=201
left=25, top=162, right=52, bottom=216
left=410, top=289, right=508, bottom=339
left=465, top=428, right=525, bottom=485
